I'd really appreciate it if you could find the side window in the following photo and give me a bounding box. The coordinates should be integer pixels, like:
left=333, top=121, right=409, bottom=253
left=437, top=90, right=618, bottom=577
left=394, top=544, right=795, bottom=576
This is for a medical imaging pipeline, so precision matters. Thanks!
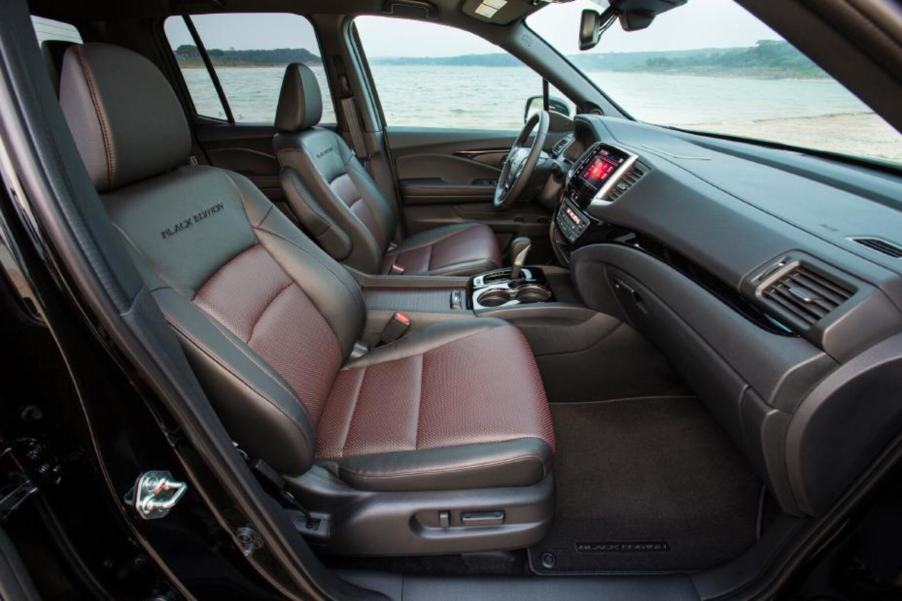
left=163, top=13, right=335, bottom=124
left=31, top=16, right=82, bottom=45
left=354, top=17, right=572, bottom=130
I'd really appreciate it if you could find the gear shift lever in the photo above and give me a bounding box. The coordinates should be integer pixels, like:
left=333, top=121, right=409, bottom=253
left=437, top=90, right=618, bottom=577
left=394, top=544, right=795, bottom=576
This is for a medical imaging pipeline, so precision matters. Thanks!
left=509, top=236, right=531, bottom=281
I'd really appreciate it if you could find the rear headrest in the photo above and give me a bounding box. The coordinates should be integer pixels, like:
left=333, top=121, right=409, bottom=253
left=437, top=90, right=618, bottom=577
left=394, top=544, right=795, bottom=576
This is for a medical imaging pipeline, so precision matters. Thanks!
left=274, top=63, right=322, bottom=132
left=59, top=43, right=190, bottom=192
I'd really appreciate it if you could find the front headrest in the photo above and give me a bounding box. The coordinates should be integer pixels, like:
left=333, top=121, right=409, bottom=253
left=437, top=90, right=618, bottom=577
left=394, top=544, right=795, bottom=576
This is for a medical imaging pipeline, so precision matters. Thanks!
left=274, top=63, right=323, bottom=132
left=59, top=43, right=191, bottom=192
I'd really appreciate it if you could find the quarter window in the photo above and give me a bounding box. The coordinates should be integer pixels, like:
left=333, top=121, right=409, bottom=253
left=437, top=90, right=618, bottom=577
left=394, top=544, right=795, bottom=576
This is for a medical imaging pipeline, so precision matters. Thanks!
left=31, top=16, right=82, bottom=45
left=163, top=13, right=335, bottom=124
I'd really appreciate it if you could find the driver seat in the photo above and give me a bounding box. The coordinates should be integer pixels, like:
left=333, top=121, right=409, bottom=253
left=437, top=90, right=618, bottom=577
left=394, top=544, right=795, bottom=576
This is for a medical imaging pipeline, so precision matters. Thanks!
left=273, top=63, right=501, bottom=276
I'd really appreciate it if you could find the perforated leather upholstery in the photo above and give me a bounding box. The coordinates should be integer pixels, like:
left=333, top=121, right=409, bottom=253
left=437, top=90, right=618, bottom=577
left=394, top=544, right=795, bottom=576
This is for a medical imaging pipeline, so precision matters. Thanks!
left=60, top=43, right=553, bottom=491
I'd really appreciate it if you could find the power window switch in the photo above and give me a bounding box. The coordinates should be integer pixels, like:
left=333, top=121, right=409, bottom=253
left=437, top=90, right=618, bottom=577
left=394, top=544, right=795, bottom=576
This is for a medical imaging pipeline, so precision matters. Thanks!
left=438, top=510, right=450, bottom=528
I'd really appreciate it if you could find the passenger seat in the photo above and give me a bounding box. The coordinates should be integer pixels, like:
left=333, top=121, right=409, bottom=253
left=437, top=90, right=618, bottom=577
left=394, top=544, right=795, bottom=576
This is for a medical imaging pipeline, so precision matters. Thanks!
left=59, top=43, right=554, bottom=555
left=273, top=63, right=502, bottom=276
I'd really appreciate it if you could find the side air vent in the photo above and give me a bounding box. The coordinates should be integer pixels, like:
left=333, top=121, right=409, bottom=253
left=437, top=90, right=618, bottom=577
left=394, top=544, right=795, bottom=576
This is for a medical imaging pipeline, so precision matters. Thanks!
left=606, top=164, right=645, bottom=202
left=851, top=237, right=902, bottom=259
left=761, top=264, right=855, bottom=327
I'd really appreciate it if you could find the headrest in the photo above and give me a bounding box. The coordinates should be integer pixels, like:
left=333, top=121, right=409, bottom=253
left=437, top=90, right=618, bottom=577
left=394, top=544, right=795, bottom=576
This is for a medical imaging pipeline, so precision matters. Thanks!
left=59, top=43, right=191, bottom=192
left=274, top=63, right=323, bottom=132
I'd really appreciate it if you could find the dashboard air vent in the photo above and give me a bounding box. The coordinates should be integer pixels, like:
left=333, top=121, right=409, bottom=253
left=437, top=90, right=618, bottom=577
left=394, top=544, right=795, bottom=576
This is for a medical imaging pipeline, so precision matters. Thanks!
left=605, top=164, right=645, bottom=201
left=761, top=264, right=854, bottom=326
left=851, top=237, right=902, bottom=258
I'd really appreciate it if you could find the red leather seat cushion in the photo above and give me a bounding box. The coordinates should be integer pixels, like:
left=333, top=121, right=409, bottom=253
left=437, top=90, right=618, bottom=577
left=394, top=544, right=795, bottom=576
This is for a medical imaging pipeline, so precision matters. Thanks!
left=315, top=320, right=554, bottom=491
left=383, top=223, right=502, bottom=276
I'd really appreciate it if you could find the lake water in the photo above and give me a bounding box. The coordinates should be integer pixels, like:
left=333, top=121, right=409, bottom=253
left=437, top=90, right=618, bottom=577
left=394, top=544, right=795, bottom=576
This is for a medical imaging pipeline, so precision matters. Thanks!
left=183, top=65, right=901, bottom=163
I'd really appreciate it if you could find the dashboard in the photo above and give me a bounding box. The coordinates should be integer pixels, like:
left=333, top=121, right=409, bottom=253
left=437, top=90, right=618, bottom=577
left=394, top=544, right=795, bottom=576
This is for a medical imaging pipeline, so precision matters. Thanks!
left=555, top=142, right=639, bottom=243
left=555, top=114, right=902, bottom=518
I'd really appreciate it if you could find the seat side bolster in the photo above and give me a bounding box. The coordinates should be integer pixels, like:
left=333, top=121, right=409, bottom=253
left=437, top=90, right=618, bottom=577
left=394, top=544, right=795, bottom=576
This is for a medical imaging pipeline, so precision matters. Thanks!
left=326, top=438, right=553, bottom=492
left=274, top=132, right=385, bottom=273
left=342, top=150, right=398, bottom=247
left=225, top=169, right=366, bottom=359
left=154, top=287, right=316, bottom=475
left=279, top=166, right=352, bottom=260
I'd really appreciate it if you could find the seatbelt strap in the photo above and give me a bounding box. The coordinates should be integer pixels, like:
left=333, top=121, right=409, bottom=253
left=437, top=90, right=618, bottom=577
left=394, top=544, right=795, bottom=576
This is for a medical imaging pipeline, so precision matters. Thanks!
left=340, top=95, right=368, bottom=163
left=336, top=67, right=368, bottom=163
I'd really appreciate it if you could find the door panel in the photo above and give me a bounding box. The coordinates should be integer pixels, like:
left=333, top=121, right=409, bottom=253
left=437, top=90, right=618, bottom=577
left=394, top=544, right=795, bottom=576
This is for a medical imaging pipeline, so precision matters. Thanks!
left=387, top=126, right=558, bottom=250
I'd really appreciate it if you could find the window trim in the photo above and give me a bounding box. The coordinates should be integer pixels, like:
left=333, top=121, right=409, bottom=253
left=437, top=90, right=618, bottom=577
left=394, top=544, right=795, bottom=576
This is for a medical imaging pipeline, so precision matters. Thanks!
left=181, top=15, right=234, bottom=124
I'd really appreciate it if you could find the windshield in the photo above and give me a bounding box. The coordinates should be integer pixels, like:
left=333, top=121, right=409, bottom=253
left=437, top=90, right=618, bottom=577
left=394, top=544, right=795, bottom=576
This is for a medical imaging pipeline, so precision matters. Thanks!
left=527, top=0, right=901, bottom=166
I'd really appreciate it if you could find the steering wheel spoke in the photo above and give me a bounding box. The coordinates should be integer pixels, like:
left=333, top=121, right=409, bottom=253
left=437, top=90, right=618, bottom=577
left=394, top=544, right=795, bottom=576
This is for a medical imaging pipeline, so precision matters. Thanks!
left=494, top=110, right=550, bottom=210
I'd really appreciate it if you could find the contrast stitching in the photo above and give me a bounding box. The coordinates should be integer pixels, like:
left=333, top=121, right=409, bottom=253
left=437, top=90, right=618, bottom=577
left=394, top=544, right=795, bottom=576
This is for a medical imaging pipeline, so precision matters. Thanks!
left=74, top=47, right=115, bottom=188
left=245, top=279, right=294, bottom=343
left=336, top=367, right=367, bottom=458
left=193, top=305, right=302, bottom=406
left=166, top=311, right=314, bottom=451
left=413, top=353, right=424, bottom=450
left=221, top=170, right=364, bottom=312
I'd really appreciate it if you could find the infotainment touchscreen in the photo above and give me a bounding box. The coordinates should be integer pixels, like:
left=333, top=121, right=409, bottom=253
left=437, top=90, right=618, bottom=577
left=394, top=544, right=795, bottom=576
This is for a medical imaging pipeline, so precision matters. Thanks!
left=576, top=145, right=629, bottom=192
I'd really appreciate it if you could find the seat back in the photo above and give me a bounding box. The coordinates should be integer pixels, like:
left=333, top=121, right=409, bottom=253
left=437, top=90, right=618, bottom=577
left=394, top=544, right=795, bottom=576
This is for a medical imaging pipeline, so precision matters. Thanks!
left=59, top=43, right=366, bottom=475
left=273, top=63, right=397, bottom=274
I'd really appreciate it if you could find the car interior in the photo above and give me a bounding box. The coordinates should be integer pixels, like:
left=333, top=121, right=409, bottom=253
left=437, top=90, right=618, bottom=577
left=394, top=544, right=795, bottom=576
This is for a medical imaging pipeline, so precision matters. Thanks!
left=1, top=0, right=901, bottom=599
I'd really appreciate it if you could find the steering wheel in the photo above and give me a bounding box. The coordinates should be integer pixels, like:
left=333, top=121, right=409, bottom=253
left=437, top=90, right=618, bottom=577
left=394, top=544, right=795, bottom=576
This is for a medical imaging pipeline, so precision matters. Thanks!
left=493, top=110, right=550, bottom=210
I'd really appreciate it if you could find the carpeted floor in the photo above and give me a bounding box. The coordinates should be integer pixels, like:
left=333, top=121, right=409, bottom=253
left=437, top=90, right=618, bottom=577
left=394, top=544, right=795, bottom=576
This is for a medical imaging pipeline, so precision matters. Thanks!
left=529, top=396, right=763, bottom=574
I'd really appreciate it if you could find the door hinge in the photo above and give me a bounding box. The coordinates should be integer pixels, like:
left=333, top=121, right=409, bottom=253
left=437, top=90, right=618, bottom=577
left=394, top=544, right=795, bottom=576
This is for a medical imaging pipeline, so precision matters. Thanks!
left=126, top=471, right=188, bottom=520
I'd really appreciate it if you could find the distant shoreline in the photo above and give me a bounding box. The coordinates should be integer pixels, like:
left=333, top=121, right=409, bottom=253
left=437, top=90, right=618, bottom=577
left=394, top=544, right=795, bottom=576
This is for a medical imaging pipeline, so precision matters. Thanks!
left=174, top=40, right=826, bottom=80
left=177, top=61, right=824, bottom=80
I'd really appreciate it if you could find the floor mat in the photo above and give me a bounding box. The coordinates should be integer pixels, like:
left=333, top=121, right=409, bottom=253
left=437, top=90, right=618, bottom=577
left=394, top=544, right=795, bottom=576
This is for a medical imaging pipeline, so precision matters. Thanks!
left=529, top=396, right=763, bottom=574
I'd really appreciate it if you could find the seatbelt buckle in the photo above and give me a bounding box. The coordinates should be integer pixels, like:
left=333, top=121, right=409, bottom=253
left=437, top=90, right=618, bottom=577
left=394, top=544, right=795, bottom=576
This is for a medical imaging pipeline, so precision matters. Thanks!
left=380, top=312, right=411, bottom=344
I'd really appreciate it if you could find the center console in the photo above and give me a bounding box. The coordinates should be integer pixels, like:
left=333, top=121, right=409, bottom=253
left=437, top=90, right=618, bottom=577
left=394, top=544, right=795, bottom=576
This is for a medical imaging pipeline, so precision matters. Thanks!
left=470, top=267, right=553, bottom=311
left=554, top=142, right=639, bottom=250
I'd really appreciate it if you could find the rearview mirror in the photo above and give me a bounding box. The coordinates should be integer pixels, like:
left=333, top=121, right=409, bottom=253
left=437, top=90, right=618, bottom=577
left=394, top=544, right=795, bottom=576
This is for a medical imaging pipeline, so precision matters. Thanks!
left=578, top=0, right=687, bottom=50
left=579, top=9, right=603, bottom=51
left=524, top=95, right=572, bottom=122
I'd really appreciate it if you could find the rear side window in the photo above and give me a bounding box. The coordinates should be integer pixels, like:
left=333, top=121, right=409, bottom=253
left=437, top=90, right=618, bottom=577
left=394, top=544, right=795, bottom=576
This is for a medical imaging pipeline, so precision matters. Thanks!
left=31, top=16, right=82, bottom=45
left=163, top=13, right=335, bottom=124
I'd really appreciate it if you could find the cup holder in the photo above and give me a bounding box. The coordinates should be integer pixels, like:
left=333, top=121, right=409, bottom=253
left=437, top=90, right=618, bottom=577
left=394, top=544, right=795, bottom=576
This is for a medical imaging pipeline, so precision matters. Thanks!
left=476, top=284, right=551, bottom=308
left=477, top=289, right=512, bottom=307
left=516, top=284, right=551, bottom=304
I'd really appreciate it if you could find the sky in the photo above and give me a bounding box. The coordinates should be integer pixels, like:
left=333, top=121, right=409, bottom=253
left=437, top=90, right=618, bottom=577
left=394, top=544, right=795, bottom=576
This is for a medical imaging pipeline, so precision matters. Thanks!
left=164, top=0, right=782, bottom=58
